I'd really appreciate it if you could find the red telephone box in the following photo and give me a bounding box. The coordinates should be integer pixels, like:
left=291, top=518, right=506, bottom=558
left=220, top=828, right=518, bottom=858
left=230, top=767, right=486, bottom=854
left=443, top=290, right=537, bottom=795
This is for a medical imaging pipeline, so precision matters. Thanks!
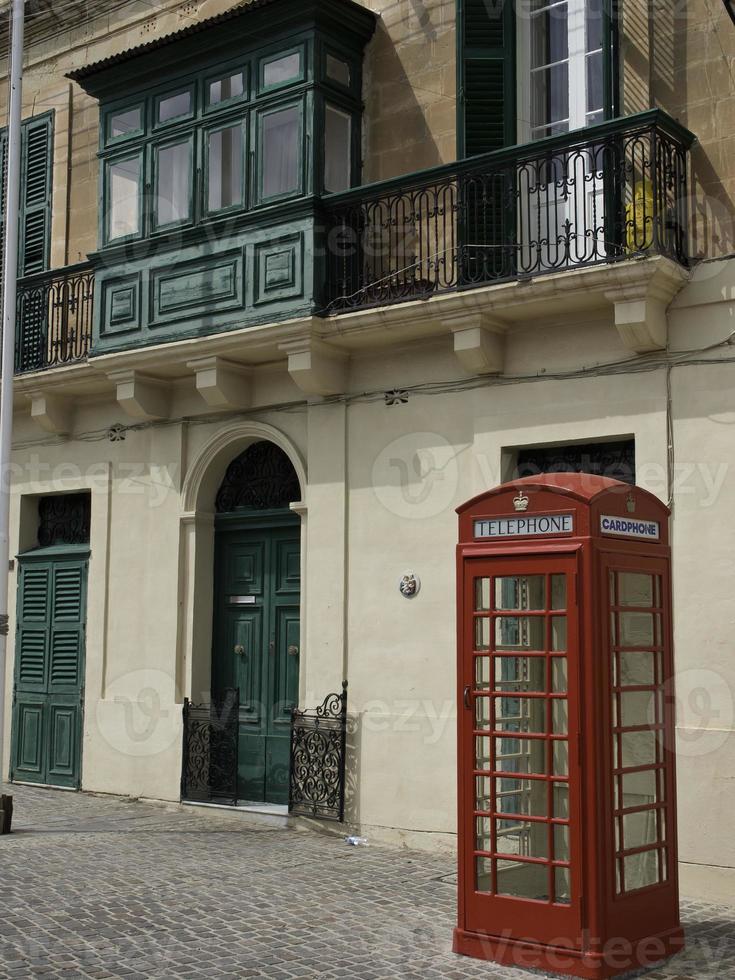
left=454, top=474, right=683, bottom=979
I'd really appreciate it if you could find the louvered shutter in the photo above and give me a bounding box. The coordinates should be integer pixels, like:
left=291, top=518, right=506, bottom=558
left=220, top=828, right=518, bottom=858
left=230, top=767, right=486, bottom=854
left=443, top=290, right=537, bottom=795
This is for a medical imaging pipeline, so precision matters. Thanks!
left=49, top=562, right=85, bottom=693
left=19, top=114, right=52, bottom=276
left=16, top=563, right=51, bottom=691
left=460, top=0, right=516, bottom=157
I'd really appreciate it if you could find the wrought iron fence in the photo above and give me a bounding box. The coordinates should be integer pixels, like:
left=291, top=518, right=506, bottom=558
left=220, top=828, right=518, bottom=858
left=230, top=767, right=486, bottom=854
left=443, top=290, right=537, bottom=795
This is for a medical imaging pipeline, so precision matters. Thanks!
left=181, top=688, right=239, bottom=806
left=322, top=110, right=695, bottom=315
left=15, top=262, right=93, bottom=373
left=289, top=681, right=348, bottom=822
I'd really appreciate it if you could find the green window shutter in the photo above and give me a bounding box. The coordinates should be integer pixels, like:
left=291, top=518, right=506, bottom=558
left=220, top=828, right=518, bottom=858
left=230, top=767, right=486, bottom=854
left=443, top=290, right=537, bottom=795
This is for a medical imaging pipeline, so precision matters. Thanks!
left=460, top=0, right=516, bottom=158
left=19, top=114, right=53, bottom=277
left=49, top=561, right=86, bottom=695
left=16, top=564, right=51, bottom=691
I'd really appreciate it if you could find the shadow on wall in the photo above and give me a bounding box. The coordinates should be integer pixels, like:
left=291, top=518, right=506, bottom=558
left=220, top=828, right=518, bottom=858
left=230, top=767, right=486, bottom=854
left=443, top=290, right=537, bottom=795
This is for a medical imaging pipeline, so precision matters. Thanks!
left=361, top=4, right=455, bottom=183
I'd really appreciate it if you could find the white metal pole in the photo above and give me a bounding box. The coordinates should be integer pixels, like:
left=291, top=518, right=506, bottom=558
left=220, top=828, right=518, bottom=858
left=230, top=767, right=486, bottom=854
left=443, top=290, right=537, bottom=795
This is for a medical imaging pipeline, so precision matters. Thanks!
left=0, top=0, right=25, bottom=786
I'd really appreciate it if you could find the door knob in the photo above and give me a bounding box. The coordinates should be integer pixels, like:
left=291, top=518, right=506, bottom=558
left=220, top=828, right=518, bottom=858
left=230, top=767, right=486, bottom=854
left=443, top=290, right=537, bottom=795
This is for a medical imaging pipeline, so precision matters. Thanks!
left=288, top=644, right=299, bottom=657
left=234, top=644, right=246, bottom=657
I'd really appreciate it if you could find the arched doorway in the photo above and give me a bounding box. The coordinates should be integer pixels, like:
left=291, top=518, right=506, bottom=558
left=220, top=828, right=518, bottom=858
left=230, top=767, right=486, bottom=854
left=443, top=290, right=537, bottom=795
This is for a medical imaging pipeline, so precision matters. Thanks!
left=212, top=441, right=302, bottom=804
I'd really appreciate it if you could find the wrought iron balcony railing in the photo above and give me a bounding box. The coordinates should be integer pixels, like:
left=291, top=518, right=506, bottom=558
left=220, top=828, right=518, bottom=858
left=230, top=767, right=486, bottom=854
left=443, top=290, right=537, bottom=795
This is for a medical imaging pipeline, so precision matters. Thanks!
left=321, top=110, right=695, bottom=315
left=15, top=262, right=94, bottom=374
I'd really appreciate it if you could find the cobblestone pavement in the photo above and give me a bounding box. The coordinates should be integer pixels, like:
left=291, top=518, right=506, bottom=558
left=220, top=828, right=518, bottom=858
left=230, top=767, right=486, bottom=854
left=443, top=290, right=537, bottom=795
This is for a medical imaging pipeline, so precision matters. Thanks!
left=0, top=785, right=733, bottom=979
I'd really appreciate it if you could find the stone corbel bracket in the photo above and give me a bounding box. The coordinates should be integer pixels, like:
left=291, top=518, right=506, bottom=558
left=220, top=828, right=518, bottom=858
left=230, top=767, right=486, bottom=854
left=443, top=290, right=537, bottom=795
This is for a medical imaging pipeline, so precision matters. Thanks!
left=107, top=369, right=170, bottom=421
left=443, top=310, right=508, bottom=375
left=27, top=389, right=72, bottom=435
left=186, top=356, right=252, bottom=410
left=605, top=262, right=689, bottom=353
left=279, top=335, right=348, bottom=396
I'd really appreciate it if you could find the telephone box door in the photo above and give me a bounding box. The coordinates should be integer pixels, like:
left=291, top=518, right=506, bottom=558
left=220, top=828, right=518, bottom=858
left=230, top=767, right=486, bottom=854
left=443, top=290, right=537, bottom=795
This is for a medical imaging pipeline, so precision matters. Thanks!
left=460, top=553, right=584, bottom=945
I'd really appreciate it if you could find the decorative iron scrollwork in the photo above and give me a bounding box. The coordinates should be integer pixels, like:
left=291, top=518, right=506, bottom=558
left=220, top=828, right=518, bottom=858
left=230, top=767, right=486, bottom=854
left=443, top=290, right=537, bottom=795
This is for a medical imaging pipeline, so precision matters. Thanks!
left=38, top=493, right=91, bottom=547
left=216, top=441, right=301, bottom=513
left=289, top=681, right=348, bottom=822
left=181, top=689, right=239, bottom=805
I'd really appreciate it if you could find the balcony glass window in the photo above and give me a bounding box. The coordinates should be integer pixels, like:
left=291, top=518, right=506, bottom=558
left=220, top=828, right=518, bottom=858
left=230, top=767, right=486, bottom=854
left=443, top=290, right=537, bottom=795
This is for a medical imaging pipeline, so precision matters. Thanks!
left=208, top=125, right=244, bottom=211
left=156, top=141, right=191, bottom=226
left=326, top=53, right=351, bottom=88
left=158, top=90, right=192, bottom=124
left=109, top=107, right=141, bottom=140
left=209, top=71, right=245, bottom=106
left=324, top=104, right=351, bottom=193
left=262, top=51, right=301, bottom=89
left=108, top=157, right=140, bottom=240
left=261, top=106, right=301, bottom=199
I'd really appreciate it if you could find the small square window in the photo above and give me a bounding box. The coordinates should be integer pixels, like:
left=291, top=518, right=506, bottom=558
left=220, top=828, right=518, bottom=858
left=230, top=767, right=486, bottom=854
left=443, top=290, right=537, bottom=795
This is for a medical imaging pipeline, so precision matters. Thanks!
left=158, top=90, right=192, bottom=124
left=108, top=107, right=141, bottom=141
left=326, top=53, right=351, bottom=88
left=209, top=71, right=245, bottom=106
left=262, top=51, right=301, bottom=89
left=107, top=157, right=140, bottom=241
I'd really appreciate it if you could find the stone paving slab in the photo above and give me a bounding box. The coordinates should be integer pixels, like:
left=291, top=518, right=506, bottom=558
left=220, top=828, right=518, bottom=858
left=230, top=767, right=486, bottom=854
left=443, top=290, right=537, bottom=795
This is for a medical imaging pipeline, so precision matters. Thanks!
left=0, top=784, right=732, bottom=979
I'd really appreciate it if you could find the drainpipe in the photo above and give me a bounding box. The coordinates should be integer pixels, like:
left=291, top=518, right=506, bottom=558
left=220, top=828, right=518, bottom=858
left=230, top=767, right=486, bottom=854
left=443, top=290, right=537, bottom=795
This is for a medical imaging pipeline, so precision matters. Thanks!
left=0, top=0, right=25, bottom=826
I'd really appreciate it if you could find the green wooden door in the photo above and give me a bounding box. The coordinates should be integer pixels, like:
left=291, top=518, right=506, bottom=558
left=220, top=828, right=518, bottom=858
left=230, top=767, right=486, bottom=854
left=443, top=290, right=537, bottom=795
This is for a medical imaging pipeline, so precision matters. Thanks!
left=11, top=549, right=88, bottom=789
left=212, top=516, right=300, bottom=804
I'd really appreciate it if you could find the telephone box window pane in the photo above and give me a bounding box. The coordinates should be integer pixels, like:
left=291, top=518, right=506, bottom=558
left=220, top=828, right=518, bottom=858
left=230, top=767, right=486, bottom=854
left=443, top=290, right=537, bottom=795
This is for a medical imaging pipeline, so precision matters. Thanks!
left=620, top=769, right=658, bottom=809
left=476, top=815, right=492, bottom=851
left=476, top=775, right=492, bottom=811
left=623, top=809, right=659, bottom=850
left=157, top=141, right=191, bottom=225
left=553, top=739, right=569, bottom=776
left=497, top=860, right=550, bottom=901
left=620, top=691, right=655, bottom=729
left=158, top=91, right=191, bottom=123
left=623, top=850, right=659, bottom=891
left=618, top=651, right=657, bottom=687
left=495, top=616, right=545, bottom=651
left=475, top=578, right=491, bottom=610
left=324, top=104, right=352, bottom=193
left=552, top=699, right=568, bottom=734
left=554, top=866, right=571, bottom=904
left=496, top=777, right=547, bottom=817
left=496, top=818, right=549, bottom=859
left=553, top=782, right=569, bottom=819
left=108, top=157, right=140, bottom=239
left=475, top=735, right=491, bottom=769
left=551, top=657, right=567, bottom=692
left=495, top=576, right=545, bottom=610
left=326, top=52, right=351, bottom=87
left=208, top=125, right=243, bottom=211
left=475, top=656, right=491, bottom=689
left=261, top=106, right=301, bottom=199
left=475, top=697, right=491, bottom=728
left=263, top=52, right=301, bottom=88
left=496, top=736, right=547, bottom=775
left=109, top=107, right=141, bottom=139
left=476, top=856, right=493, bottom=891
left=619, top=730, right=658, bottom=769
left=551, top=574, right=567, bottom=609
left=551, top=617, right=567, bottom=651
left=618, top=573, right=655, bottom=607
left=494, top=656, right=546, bottom=692
left=475, top=618, right=490, bottom=650
left=496, top=697, right=547, bottom=735
left=209, top=71, right=244, bottom=105
left=554, top=823, right=570, bottom=861
left=619, top=612, right=655, bottom=647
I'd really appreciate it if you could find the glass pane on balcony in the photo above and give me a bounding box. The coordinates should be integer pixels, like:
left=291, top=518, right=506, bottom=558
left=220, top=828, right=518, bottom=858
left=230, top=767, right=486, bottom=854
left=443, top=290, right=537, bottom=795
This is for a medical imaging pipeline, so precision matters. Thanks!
left=109, top=107, right=140, bottom=139
left=209, top=71, right=244, bottom=105
left=531, top=1, right=569, bottom=69
left=497, top=860, right=550, bottom=900
left=326, top=53, right=351, bottom=87
left=157, top=141, right=191, bottom=225
left=158, top=90, right=191, bottom=123
left=496, top=818, right=549, bottom=859
left=495, top=575, right=545, bottom=610
left=531, top=63, right=569, bottom=135
left=263, top=52, right=301, bottom=88
left=261, top=106, right=300, bottom=198
left=494, top=656, right=546, bottom=693
left=495, top=617, right=545, bottom=651
left=208, top=126, right=243, bottom=211
left=324, top=104, right=351, bottom=193
left=108, top=157, right=140, bottom=240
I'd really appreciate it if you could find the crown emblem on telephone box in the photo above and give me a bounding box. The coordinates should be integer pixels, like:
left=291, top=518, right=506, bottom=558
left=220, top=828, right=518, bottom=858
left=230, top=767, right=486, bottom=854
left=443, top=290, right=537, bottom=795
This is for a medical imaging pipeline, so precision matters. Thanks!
left=513, top=491, right=530, bottom=512
left=626, top=493, right=636, bottom=513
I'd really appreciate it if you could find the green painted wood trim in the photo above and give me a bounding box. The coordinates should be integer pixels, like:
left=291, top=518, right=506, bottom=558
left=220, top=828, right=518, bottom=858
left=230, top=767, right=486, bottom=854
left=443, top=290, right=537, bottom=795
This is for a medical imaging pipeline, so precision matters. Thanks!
left=18, top=545, right=91, bottom=560
left=214, top=509, right=300, bottom=531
